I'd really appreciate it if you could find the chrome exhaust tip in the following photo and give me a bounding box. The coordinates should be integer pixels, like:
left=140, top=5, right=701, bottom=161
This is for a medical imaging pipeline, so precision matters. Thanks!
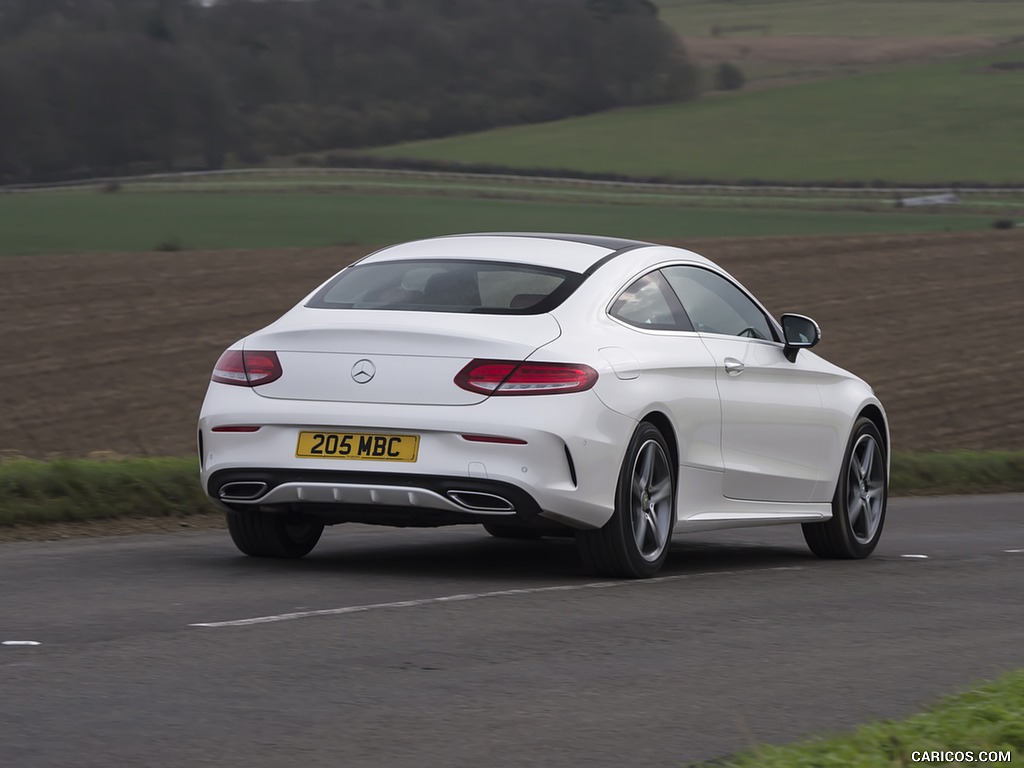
left=219, top=481, right=268, bottom=501
left=446, top=490, right=515, bottom=513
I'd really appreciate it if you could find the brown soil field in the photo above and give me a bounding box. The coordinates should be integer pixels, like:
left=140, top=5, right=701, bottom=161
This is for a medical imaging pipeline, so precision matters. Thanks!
left=2, top=230, right=1022, bottom=459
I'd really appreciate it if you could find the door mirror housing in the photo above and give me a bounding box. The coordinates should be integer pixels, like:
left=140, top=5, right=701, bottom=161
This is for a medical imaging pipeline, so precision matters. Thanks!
left=781, top=314, right=820, bottom=361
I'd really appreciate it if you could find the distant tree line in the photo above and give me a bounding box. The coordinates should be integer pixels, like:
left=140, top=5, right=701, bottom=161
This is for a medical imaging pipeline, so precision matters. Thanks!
left=0, top=0, right=700, bottom=183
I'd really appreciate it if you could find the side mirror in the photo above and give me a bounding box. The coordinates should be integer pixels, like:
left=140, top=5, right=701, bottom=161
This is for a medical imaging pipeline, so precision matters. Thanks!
left=781, top=313, right=820, bottom=362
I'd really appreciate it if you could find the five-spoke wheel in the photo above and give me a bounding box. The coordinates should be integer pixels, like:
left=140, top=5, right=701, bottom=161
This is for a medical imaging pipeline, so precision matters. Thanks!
left=803, top=417, right=887, bottom=558
left=846, top=432, right=885, bottom=546
left=629, top=438, right=674, bottom=563
left=577, top=422, right=675, bottom=578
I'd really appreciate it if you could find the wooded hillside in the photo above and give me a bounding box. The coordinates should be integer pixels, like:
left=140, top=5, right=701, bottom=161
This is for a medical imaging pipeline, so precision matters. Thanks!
left=0, top=0, right=698, bottom=182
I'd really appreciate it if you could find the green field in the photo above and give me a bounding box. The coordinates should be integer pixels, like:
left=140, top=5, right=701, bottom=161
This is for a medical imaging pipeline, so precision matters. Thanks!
left=368, top=48, right=1024, bottom=185
left=655, top=0, right=1024, bottom=37
left=0, top=187, right=995, bottom=254
left=124, top=171, right=1024, bottom=210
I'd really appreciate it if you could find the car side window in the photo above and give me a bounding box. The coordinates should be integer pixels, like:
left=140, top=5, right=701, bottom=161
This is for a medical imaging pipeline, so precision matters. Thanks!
left=609, top=272, right=692, bottom=331
left=661, top=266, right=776, bottom=341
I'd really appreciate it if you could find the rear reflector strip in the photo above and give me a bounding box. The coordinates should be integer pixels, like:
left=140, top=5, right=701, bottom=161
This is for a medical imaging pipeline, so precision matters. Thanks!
left=564, top=444, right=578, bottom=487
left=212, top=425, right=262, bottom=433
left=461, top=434, right=528, bottom=445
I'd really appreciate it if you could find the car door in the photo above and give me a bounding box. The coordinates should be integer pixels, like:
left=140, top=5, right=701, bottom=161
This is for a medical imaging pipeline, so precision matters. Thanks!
left=661, top=265, right=830, bottom=503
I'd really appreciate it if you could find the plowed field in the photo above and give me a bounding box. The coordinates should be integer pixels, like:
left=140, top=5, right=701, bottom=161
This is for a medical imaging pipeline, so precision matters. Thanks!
left=2, top=230, right=1022, bottom=458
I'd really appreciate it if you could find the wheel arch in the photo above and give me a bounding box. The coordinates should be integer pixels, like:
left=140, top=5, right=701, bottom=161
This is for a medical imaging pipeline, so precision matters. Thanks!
left=638, top=410, right=679, bottom=471
left=576, top=410, right=678, bottom=578
left=815, top=394, right=890, bottom=503
left=857, top=403, right=890, bottom=468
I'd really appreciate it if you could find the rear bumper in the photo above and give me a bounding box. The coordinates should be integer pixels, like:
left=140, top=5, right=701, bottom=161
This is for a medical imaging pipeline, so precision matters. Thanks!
left=209, top=467, right=552, bottom=528
left=198, top=383, right=637, bottom=529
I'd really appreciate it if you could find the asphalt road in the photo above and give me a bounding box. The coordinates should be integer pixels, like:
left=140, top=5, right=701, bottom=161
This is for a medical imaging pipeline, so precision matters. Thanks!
left=2, top=495, right=1021, bottom=768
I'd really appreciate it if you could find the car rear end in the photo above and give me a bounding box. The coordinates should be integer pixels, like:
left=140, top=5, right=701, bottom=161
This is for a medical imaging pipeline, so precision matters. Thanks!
left=198, top=255, right=633, bottom=531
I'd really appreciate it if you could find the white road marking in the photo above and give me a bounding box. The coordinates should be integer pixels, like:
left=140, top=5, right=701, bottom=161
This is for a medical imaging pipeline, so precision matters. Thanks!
left=191, top=565, right=805, bottom=628
left=2, top=640, right=41, bottom=646
left=901, top=554, right=930, bottom=559
left=1005, top=549, right=1024, bottom=554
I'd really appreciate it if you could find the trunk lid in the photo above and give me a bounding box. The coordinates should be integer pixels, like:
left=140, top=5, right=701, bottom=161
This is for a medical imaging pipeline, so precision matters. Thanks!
left=247, top=309, right=561, bottom=405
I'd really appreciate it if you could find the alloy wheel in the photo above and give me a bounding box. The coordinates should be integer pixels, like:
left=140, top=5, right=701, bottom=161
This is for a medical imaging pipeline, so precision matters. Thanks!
left=847, top=433, right=885, bottom=545
left=630, top=439, right=674, bottom=562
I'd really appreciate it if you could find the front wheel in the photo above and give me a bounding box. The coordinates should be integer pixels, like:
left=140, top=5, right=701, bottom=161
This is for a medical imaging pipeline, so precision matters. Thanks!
left=576, top=423, right=675, bottom=578
left=803, top=417, right=887, bottom=559
left=226, top=509, right=324, bottom=558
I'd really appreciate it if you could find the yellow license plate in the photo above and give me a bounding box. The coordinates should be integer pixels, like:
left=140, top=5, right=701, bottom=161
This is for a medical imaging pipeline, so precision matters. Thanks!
left=296, top=431, right=419, bottom=462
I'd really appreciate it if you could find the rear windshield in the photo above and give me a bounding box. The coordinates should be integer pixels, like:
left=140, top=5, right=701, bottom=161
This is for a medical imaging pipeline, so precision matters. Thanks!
left=307, top=259, right=583, bottom=314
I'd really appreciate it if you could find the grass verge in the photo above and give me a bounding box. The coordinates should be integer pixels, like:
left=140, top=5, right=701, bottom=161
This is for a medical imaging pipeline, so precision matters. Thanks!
left=0, top=188, right=995, bottom=255
left=0, top=456, right=213, bottom=526
left=1, top=451, right=1022, bottom=527
left=698, top=668, right=1023, bottom=768
left=892, top=451, right=1024, bottom=497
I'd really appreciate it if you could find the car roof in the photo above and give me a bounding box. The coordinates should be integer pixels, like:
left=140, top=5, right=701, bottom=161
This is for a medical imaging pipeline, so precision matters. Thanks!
left=360, top=233, right=657, bottom=274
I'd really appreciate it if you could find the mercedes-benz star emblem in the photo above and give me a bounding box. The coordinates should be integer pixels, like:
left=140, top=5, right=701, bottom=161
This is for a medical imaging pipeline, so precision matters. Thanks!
left=351, top=359, right=376, bottom=384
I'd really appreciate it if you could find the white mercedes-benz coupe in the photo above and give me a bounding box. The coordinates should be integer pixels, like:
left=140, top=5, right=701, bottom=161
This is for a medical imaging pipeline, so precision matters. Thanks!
left=198, top=233, right=889, bottom=578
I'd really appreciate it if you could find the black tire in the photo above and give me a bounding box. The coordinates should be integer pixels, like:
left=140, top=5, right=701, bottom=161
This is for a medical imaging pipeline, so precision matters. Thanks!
left=576, top=422, right=675, bottom=578
left=225, top=509, right=324, bottom=558
left=803, top=417, right=887, bottom=559
left=482, top=523, right=543, bottom=540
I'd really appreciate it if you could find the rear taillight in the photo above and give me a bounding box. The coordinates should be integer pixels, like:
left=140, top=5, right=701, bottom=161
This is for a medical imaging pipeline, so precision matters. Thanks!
left=212, top=350, right=282, bottom=387
left=455, top=359, right=598, bottom=396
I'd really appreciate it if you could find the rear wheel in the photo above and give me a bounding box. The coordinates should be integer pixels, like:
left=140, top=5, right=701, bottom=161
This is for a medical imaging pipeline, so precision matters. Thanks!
left=576, top=423, right=675, bottom=578
left=226, top=509, right=324, bottom=558
left=803, top=417, right=887, bottom=559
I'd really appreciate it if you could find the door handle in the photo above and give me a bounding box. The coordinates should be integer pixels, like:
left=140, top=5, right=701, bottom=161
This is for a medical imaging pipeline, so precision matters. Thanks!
left=724, top=357, right=745, bottom=375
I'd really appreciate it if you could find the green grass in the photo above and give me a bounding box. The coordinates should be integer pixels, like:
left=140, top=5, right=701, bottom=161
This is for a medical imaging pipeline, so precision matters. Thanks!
left=655, top=0, right=1024, bottom=38
left=1, top=452, right=1021, bottom=527
left=113, top=171, right=1024, bottom=210
left=891, top=451, right=1024, bottom=496
left=704, top=668, right=1023, bottom=768
left=368, top=48, right=1024, bottom=185
left=0, top=456, right=213, bottom=526
left=0, top=189, right=995, bottom=254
